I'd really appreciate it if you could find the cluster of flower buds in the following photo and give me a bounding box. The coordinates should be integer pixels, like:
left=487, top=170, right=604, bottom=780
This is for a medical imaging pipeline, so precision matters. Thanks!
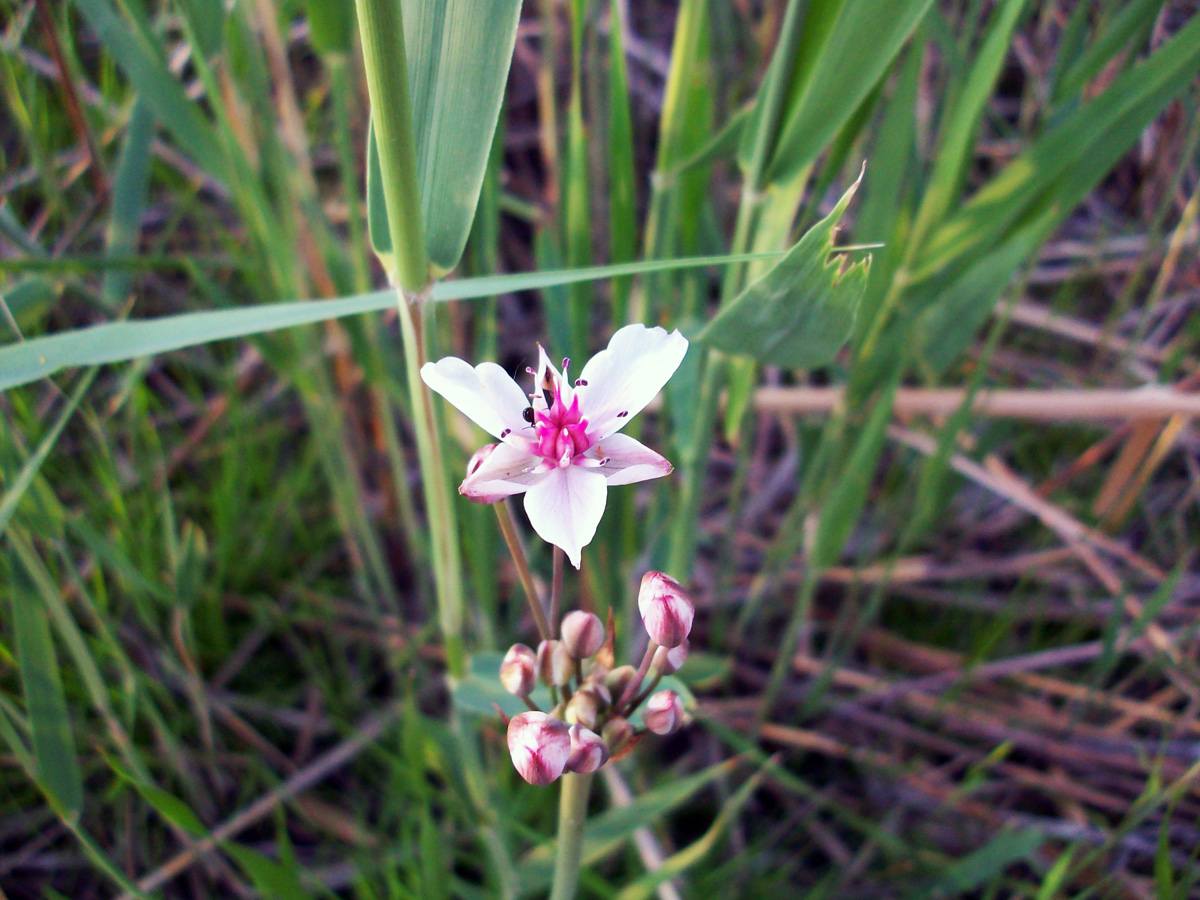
left=502, top=571, right=696, bottom=785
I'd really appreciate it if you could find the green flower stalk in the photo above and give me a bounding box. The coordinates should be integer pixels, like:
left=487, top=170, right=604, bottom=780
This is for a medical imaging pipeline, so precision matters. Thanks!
left=352, top=0, right=465, bottom=675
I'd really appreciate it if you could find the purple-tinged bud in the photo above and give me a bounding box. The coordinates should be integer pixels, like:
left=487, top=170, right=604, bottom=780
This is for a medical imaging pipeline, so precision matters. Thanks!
left=566, top=724, right=609, bottom=774
left=507, top=712, right=571, bottom=785
left=561, top=610, right=605, bottom=659
left=643, top=690, right=684, bottom=735
left=652, top=640, right=688, bottom=675
left=602, top=716, right=634, bottom=754
left=604, top=665, right=638, bottom=699
left=499, top=644, right=537, bottom=697
left=637, top=572, right=694, bottom=648
left=537, top=640, right=572, bottom=686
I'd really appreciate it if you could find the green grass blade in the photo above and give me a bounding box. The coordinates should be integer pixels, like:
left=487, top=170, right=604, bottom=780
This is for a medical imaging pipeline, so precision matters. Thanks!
left=907, top=0, right=1030, bottom=251
left=101, top=99, right=156, bottom=306
left=764, top=0, right=934, bottom=184
left=0, top=253, right=780, bottom=391
left=71, top=0, right=224, bottom=174
left=8, top=551, right=85, bottom=818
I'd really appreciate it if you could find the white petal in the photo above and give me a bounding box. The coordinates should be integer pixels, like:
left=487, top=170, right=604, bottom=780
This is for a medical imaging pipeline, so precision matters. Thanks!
left=461, top=441, right=543, bottom=501
left=421, top=358, right=532, bottom=441
left=577, top=325, right=689, bottom=439
left=523, top=466, right=607, bottom=568
left=592, top=433, right=672, bottom=486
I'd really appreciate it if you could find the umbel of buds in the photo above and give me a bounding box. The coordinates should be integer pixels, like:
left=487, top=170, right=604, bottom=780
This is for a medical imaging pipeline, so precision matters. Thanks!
left=508, top=712, right=571, bottom=785
left=561, top=610, right=605, bottom=659
left=638, top=571, right=694, bottom=648
left=500, top=644, right=536, bottom=697
left=500, top=569, right=696, bottom=785
left=643, top=690, right=685, bottom=735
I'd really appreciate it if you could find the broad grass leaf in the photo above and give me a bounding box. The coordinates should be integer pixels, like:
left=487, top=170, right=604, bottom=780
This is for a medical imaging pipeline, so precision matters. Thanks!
left=699, top=174, right=868, bottom=368
left=367, top=0, right=522, bottom=273
left=0, top=254, right=779, bottom=391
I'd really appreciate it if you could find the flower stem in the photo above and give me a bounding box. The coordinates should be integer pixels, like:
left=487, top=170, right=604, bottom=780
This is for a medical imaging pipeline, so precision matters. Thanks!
left=397, top=289, right=466, bottom=676
left=494, top=502, right=552, bottom=642
left=617, top=641, right=658, bottom=711
left=549, top=772, right=593, bottom=900
left=550, top=546, right=565, bottom=629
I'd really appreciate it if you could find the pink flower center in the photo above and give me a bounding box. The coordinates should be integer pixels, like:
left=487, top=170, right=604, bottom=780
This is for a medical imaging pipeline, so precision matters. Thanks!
left=533, top=383, right=591, bottom=467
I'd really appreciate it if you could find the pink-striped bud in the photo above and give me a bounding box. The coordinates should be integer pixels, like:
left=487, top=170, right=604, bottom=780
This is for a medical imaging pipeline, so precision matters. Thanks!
left=499, top=643, right=537, bottom=697
left=602, top=716, right=634, bottom=754
left=637, top=572, right=694, bottom=648
left=537, top=640, right=573, bottom=686
left=566, top=724, right=609, bottom=773
left=507, top=712, right=571, bottom=785
left=561, top=610, right=605, bottom=659
left=643, top=690, right=684, bottom=735
left=652, top=640, right=688, bottom=675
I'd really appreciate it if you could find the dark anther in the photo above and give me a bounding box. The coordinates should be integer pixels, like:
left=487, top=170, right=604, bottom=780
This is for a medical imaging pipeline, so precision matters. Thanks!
left=522, top=407, right=536, bottom=423
left=617, top=410, right=628, bottom=418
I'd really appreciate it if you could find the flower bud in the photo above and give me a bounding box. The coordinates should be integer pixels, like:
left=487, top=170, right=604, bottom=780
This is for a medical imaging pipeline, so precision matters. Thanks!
left=561, top=610, right=605, bottom=659
left=507, top=712, right=571, bottom=785
left=637, top=572, right=694, bottom=648
left=566, top=724, right=609, bottom=774
left=462, top=444, right=509, bottom=504
left=564, top=689, right=599, bottom=730
left=643, top=690, right=684, bottom=735
left=604, top=664, right=638, bottom=699
left=602, top=716, right=634, bottom=754
left=499, top=643, right=537, bottom=697
left=537, top=640, right=572, bottom=686
left=652, top=640, right=688, bottom=675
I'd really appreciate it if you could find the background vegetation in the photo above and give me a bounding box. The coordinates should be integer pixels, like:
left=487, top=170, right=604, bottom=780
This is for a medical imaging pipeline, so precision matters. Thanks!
left=1, top=0, right=1199, bottom=897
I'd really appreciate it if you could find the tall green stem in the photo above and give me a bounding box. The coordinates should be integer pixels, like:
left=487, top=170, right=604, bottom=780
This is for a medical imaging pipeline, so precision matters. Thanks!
left=549, top=772, right=593, bottom=900
left=354, top=0, right=465, bottom=675
left=352, top=0, right=427, bottom=292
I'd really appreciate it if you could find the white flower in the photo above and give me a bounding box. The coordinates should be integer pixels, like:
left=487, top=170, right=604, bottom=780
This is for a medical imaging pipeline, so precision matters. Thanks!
left=420, top=324, right=689, bottom=567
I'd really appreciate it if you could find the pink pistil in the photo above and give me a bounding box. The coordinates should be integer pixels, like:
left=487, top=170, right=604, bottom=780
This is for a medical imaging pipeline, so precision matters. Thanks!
left=532, top=380, right=591, bottom=467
